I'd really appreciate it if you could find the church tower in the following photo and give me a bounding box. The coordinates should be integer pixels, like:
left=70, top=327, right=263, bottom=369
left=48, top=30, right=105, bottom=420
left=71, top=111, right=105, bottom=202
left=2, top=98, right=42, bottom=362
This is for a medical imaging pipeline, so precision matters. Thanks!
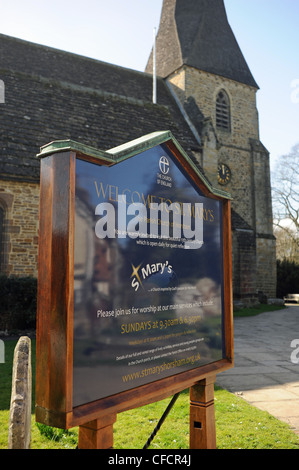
left=146, top=0, right=276, bottom=302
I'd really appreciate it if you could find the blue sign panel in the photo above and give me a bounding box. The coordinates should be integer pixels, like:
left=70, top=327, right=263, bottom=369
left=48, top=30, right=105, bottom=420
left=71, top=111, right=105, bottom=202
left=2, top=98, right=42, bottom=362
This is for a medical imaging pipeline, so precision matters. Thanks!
left=73, top=144, right=224, bottom=407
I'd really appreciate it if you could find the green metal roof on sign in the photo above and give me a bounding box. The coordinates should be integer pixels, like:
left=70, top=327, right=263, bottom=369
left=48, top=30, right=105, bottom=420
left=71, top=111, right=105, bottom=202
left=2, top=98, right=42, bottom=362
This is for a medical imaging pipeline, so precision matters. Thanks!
left=37, top=131, right=231, bottom=200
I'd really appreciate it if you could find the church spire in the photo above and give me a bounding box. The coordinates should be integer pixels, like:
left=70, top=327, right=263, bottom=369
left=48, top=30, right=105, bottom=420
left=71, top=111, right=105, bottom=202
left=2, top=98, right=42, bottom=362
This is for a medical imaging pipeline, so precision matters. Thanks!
left=146, top=0, right=258, bottom=88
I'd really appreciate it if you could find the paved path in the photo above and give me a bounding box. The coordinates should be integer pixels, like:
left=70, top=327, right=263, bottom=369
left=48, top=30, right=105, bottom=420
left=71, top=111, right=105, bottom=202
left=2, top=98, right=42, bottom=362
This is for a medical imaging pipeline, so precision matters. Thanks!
left=216, top=305, right=299, bottom=435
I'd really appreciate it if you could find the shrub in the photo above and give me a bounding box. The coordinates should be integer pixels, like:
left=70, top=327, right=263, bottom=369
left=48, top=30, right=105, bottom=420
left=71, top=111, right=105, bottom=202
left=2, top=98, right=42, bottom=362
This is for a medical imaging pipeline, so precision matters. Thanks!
left=276, top=259, right=299, bottom=298
left=0, top=275, right=37, bottom=330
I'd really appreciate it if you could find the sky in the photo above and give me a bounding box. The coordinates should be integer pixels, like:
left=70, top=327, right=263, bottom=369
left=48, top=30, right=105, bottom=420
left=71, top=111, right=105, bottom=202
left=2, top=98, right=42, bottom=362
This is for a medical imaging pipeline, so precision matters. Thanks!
left=0, top=0, right=298, bottom=173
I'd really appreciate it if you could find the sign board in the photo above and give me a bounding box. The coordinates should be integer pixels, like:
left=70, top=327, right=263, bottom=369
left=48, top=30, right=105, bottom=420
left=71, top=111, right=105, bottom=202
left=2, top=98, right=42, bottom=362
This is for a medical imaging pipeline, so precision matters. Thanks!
left=35, top=131, right=233, bottom=430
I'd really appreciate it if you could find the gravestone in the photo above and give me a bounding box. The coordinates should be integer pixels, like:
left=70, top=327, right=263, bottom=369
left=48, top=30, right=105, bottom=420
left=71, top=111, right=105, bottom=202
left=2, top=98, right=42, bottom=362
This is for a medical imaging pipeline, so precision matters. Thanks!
left=0, top=339, right=4, bottom=363
left=8, top=336, right=32, bottom=449
left=0, top=79, right=4, bottom=103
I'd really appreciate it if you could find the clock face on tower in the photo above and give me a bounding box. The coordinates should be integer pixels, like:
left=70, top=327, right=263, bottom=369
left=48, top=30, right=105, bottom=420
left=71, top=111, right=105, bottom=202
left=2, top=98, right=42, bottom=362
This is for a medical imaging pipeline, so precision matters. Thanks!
left=217, top=163, right=231, bottom=185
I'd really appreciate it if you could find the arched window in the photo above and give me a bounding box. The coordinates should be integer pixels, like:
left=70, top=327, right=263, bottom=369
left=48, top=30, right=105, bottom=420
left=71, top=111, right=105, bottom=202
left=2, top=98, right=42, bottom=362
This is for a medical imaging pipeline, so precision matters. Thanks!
left=216, top=90, right=230, bottom=131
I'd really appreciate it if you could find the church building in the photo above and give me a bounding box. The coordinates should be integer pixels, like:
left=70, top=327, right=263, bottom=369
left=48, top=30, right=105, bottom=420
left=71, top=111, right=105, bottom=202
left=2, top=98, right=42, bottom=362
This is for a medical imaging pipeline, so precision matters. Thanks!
left=0, top=0, right=276, bottom=305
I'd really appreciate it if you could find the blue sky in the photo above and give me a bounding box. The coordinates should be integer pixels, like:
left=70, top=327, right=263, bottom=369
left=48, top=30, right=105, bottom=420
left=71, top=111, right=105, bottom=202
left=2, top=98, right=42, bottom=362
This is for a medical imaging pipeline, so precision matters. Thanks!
left=0, top=0, right=298, bottom=171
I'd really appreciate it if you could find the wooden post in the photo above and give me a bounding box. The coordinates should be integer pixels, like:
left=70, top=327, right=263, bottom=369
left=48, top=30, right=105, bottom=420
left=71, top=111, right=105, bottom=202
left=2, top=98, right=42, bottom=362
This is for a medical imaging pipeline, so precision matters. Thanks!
left=8, top=337, right=32, bottom=449
left=189, top=375, right=216, bottom=449
left=78, top=414, right=117, bottom=449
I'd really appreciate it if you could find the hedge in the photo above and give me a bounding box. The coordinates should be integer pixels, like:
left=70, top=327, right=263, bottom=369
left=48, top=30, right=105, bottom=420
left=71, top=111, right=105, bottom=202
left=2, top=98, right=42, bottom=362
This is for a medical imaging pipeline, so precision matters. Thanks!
left=0, top=275, right=37, bottom=330
left=276, top=259, right=299, bottom=299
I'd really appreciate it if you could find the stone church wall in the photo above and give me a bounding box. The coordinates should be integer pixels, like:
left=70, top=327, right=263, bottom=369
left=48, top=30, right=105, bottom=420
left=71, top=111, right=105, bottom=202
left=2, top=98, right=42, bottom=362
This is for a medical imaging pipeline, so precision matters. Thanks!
left=168, top=65, right=277, bottom=300
left=168, top=67, right=261, bottom=229
left=168, top=66, right=260, bottom=146
left=0, top=180, right=39, bottom=277
left=232, top=229, right=257, bottom=302
left=256, top=236, right=277, bottom=298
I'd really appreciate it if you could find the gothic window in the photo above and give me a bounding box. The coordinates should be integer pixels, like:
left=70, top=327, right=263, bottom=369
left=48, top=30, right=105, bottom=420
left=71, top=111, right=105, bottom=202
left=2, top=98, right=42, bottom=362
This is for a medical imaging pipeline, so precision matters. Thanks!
left=216, top=90, right=230, bottom=131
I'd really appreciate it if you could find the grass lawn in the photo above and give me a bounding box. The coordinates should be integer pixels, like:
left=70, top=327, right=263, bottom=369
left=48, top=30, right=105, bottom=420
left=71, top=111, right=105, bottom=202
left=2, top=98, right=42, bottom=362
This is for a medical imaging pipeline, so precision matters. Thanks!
left=1, top=306, right=298, bottom=450
left=234, top=303, right=285, bottom=318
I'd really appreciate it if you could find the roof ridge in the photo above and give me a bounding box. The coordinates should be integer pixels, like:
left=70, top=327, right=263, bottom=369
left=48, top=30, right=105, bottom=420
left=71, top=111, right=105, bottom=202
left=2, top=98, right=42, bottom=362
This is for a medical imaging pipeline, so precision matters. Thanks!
left=1, top=66, right=164, bottom=107
left=0, top=32, right=148, bottom=77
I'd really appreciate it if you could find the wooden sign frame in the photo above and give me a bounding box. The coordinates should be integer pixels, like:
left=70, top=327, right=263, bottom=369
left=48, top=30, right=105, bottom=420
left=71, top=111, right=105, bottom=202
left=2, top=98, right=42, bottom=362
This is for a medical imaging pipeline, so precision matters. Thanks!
left=35, top=131, right=233, bottom=447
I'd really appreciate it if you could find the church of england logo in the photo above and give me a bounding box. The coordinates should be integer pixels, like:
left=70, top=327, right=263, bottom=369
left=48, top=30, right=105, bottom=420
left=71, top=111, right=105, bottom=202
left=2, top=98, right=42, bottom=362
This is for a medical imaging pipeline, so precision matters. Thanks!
left=159, top=156, right=170, bottom=175
left=157, top=156, right=172, bottom=188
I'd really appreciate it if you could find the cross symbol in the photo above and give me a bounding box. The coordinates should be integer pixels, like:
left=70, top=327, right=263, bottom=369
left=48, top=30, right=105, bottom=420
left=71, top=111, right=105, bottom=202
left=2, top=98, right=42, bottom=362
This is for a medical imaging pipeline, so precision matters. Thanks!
left=159, top=156, right=170, bottom=175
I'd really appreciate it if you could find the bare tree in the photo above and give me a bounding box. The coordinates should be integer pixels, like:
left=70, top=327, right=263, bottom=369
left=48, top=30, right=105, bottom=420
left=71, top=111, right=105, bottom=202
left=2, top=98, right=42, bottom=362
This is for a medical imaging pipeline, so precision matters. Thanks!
left=274, top=226, right=299, bottom=262
left=272, top=143, right=299, bottom=260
